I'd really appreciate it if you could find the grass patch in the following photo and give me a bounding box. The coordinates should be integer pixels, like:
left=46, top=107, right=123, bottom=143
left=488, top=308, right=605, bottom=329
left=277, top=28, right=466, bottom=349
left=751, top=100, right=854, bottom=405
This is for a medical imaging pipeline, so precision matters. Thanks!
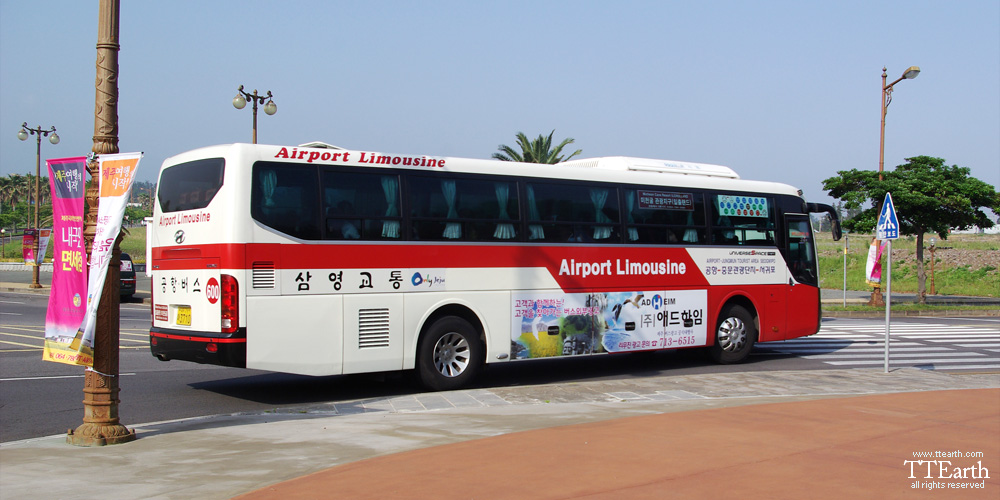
left=120, top=226, right=147, bottom=263
left=818, top=233, right=998, bottom=298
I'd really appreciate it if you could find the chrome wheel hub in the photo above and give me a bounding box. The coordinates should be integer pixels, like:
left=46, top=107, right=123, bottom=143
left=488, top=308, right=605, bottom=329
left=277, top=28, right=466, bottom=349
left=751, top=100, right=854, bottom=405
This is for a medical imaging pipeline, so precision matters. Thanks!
left=433, top=332, right=470, bottom=378
left=717, top=317, right=748, bottom=352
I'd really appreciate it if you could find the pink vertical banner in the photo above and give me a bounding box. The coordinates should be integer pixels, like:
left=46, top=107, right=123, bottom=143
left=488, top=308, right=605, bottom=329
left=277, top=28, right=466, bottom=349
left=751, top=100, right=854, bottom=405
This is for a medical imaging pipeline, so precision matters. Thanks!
left=22, top=230, right=36, bottom=265
left=865, top=238, right=887, bottom=287
left=43, top=157, right=89, bottom=365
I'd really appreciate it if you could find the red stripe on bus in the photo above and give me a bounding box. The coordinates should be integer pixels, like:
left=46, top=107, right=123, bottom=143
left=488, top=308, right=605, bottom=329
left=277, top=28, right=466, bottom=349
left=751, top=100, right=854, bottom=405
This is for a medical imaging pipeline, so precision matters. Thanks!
left=150, top=331, right=246, bottom=343
left=151, top=243, right=246, bottom=270
left=151, top=243, right=711, bottom=288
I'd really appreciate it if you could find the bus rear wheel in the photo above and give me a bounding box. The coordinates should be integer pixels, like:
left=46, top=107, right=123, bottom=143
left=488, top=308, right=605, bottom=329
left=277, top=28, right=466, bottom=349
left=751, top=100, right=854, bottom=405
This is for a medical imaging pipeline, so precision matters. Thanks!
left=708, top=304, right=757, bottom=364
left=417, top=316, right=483, bottom=391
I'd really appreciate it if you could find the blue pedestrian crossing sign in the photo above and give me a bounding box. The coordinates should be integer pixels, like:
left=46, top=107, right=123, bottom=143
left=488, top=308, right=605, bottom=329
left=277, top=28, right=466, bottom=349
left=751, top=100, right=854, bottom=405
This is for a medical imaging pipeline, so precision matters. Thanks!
left=876, top=192, right=900, bottom=240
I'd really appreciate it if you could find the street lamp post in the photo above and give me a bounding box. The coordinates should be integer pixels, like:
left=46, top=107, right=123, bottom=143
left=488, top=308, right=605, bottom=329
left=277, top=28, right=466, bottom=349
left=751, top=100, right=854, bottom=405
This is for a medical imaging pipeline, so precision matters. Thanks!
left=232, top=85, right=277, bottom=144
left=870, top=65, right=919, bottom=306
left=878, top=66, right=920, bottom=181
left=17, top=123, right=60, bottom=288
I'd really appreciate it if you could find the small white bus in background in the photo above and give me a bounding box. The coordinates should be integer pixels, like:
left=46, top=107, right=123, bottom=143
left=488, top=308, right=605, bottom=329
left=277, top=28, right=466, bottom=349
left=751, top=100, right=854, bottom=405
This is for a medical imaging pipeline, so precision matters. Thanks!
left=149, top=143, right=840, bottom=390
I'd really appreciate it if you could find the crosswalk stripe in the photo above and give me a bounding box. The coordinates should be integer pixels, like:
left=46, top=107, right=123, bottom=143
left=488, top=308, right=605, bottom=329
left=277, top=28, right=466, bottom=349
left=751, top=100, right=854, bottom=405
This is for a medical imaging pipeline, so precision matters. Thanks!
left=823, top=358, right=999, bottom=365
left=764, top=321, right=999, bottom=371
left=761, top=347, right=947, bottom=354
left=806, top=352, right=985, bottom=359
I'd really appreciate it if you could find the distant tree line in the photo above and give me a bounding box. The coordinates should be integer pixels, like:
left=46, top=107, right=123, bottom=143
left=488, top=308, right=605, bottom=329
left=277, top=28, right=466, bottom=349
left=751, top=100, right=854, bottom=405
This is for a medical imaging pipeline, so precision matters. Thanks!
left=0, top=174, right=155, bottom=232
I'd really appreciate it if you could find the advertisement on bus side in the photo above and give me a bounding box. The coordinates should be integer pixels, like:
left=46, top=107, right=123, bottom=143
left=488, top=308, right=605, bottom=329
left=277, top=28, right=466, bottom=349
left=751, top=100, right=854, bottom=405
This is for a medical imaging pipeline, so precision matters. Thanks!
left=511, top=289, right=707, bottom=359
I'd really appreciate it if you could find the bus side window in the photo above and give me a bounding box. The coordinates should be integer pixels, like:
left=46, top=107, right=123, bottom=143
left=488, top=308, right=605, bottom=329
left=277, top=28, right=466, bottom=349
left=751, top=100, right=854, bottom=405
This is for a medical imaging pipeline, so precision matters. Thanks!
left=326, top=201, right=361, bottom=239
left=320, top=170, right=400, bottom=240
left=710, top=194, right=774, bottom=246
left=625, top=189, right=704, bottom=245
left=408, top=176, right=519, bottom=242
left=252, top=164, right=320, bottom=240
left=527, top=182, right=620, bottom=243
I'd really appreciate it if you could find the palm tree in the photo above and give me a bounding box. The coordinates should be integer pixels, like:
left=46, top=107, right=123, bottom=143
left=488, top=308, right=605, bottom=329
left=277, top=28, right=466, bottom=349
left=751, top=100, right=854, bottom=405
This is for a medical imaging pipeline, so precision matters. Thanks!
left=36, top=175, right=50, bottom=207
left=492, top=130, right=582, bottom=164
left=0, top=176, right=11, bottom=210
left=3, top=174, right=28, bottom=210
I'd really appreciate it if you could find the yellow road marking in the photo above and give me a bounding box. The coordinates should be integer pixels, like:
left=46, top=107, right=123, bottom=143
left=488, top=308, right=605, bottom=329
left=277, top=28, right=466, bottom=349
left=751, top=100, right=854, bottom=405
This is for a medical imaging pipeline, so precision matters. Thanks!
left=1, top=332, right=44, bottom=340
left=0, top=340, right=42, bottom=348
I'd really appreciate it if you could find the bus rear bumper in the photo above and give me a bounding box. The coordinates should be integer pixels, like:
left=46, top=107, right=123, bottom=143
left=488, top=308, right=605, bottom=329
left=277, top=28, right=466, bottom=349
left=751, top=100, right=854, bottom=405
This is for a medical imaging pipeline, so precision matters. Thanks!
left=149, top=327, right=247, bottom=368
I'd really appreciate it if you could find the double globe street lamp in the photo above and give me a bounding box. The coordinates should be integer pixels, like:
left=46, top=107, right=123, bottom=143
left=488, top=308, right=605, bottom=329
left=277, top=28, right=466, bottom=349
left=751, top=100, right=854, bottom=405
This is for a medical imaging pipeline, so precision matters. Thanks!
left=17, top=123, right=60, bottom=288
left=233, top=85, right=276, bottom=144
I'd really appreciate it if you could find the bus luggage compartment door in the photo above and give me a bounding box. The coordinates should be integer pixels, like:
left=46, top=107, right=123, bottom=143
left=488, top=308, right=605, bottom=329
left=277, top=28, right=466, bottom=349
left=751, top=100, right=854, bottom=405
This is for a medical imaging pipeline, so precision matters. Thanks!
left=246, top=295, right=344, bottom=376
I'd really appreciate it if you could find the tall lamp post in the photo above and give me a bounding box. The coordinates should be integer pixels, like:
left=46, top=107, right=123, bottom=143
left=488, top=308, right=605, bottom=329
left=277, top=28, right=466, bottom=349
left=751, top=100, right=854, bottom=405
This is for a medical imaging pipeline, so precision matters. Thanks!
left=17, top=123, right=60, bottom=289
left=870, top=65, right=919, bottom=306
left=232, top=85, right=277, bottom=144
left=878, top=66, right=920, bottom=181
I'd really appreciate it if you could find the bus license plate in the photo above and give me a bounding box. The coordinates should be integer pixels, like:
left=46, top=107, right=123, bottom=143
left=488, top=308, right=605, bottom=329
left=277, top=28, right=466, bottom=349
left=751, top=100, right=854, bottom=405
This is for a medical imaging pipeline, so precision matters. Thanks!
left=176, top=306, right=192, bottom=326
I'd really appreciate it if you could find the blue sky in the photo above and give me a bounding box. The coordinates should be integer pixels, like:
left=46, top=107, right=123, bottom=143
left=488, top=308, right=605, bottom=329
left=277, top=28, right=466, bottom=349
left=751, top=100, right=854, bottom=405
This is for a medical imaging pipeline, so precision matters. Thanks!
left=2, top=0, right=997, bottom=206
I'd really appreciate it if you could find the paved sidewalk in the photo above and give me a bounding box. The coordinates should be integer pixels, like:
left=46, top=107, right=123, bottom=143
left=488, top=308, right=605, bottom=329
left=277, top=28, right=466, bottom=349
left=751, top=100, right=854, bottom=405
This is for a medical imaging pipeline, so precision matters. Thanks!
left=2, top=368, right=998, bottom=499
left=238, top=389, right=999, bottom=500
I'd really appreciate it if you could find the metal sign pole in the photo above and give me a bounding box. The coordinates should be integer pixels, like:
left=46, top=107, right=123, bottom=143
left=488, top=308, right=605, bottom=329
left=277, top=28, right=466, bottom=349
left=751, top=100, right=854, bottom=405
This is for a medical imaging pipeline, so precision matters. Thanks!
left=884, top=240, right=892, bottom=373
left=876, top=192, right=898, bottom=374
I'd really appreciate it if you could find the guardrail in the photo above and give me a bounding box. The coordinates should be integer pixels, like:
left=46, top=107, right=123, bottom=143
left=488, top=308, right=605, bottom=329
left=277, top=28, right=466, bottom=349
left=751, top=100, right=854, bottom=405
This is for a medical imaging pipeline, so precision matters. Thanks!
left=0, top=262, right=147, bottom=273
left=0, top=263, right=54, bottom=272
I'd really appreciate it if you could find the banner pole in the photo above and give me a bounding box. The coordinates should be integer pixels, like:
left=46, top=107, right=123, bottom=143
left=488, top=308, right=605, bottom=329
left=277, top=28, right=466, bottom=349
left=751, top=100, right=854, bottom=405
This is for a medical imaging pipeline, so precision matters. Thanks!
left=67, top=0, right=135, bottom=447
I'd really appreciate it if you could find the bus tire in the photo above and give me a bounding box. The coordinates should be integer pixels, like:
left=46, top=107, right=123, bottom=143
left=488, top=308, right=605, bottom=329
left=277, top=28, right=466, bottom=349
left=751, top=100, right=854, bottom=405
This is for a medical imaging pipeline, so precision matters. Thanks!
left=417, top=316, right=483, bottom=391
left=708, top=304, right=757, bottom=364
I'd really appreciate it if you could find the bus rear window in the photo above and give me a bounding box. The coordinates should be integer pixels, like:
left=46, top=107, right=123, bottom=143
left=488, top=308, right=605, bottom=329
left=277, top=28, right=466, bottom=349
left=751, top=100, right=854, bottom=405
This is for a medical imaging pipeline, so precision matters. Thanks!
left=157, top=158, right=225, bottom=213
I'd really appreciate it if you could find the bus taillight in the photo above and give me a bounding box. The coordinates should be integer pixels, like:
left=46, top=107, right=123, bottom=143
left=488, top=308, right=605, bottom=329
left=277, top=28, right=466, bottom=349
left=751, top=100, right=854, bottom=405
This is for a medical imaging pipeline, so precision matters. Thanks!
left=220, top=274, right=239, bottom=334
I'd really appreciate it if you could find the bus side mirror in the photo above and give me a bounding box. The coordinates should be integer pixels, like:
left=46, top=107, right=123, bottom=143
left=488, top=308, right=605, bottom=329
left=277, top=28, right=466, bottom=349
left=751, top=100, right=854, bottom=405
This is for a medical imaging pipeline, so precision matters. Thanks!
left=806, top=202, right=842, bottom=241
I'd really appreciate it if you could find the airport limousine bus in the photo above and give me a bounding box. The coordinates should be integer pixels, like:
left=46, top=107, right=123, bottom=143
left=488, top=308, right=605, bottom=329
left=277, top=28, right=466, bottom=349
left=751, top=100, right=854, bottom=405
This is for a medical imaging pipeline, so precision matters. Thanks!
left=149, top=143, right=840, bottom=390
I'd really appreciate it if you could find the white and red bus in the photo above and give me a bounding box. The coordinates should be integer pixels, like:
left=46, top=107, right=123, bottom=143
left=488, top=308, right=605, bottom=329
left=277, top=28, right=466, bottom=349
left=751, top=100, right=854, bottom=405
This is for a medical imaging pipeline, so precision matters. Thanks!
left=149, top=143, right=840, bottom=390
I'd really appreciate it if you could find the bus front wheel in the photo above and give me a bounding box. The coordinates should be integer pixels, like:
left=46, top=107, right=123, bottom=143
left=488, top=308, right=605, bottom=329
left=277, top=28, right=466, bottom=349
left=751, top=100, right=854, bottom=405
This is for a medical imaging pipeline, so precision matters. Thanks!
left=708, top=304, right=757, bottom=364
left=417, top=316, right=483, bottom=391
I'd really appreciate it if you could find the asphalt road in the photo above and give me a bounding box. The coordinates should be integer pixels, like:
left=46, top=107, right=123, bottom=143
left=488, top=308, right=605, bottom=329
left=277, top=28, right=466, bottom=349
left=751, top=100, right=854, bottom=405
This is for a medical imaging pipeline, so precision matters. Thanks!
left=1, top=280, right=996, bottom=443
left=0, top=285, right=827, bottom=442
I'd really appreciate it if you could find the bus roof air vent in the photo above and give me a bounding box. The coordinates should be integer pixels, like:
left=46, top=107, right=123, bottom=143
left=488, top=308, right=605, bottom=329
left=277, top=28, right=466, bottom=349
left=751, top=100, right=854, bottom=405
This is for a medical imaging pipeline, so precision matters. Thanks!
left=298, top=141, right=345, bottom=149
left=558, top=158, right=602, bottom=169
left=560, top=156, right=740, bottom=179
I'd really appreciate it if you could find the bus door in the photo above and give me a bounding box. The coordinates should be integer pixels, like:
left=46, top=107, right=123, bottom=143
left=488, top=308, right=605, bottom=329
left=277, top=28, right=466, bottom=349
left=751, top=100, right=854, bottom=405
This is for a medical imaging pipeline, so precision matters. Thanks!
left=783, top=214, right=820, bottom=338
